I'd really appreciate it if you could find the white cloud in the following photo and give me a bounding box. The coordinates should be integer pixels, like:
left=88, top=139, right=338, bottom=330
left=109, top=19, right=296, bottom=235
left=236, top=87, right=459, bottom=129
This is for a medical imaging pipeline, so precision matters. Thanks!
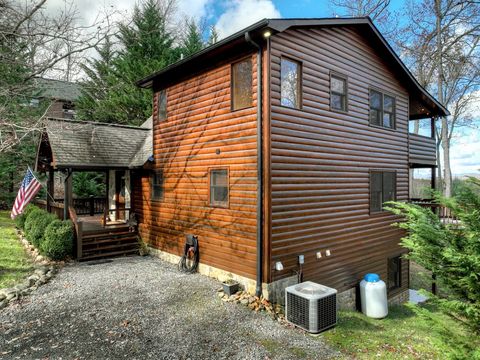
left=215, top=0, right=281, bottom=39
left=450, top=128, right=480, bottom=176
left=176, top=0, right=214, bottom=21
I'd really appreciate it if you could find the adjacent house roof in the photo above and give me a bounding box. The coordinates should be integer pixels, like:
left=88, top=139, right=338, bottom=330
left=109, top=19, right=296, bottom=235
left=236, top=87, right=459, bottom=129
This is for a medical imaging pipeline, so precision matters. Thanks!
left=39, top=118, right=153, bottom=170
left=34, top=78, right=82, bottom=102
left=137, top=17, right=449, bottom=118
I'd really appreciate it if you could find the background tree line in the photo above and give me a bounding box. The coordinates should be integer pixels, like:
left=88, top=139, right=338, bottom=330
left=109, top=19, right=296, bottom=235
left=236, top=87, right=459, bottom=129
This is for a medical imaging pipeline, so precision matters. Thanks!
left=0, top=0, right=478, bottom=207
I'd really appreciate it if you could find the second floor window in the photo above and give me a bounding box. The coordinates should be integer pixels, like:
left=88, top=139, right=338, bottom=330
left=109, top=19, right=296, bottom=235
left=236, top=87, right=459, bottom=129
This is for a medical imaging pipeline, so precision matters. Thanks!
left=231, top=58, right=253, bottom=110
left=330, top=73, right=348, bottom=112
left=369, top=89, right=395, bottom=129
left=370, top=171, right=396, bottom=213
left=157, top=90, right=167, bottom=121
left=281, top=57, right=301, bottom=109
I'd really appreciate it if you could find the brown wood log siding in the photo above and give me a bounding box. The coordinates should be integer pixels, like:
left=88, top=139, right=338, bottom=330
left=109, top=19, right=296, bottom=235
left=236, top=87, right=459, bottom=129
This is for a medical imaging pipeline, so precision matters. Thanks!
left=133, top=53, right=259, bottom=279
left=409, top=133, right=437, bottom=165
left=268, top=26, right=409, bottom=293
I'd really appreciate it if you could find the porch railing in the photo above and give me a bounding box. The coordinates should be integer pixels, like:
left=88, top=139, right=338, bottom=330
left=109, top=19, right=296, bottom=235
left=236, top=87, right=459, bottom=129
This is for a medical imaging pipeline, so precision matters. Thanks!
left=34, top=199, right=65, bottom=220
left=55, top=197, right=106, bottom=216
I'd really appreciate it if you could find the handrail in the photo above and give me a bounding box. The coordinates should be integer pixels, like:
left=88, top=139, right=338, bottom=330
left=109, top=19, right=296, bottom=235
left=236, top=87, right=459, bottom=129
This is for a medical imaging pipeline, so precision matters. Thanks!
left=409, top=199, right=458, bottom=222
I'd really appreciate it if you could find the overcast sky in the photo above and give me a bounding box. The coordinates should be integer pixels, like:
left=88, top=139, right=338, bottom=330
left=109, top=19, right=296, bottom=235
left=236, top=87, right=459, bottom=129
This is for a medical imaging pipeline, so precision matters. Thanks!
left=41, top=0, right=478, bottom=176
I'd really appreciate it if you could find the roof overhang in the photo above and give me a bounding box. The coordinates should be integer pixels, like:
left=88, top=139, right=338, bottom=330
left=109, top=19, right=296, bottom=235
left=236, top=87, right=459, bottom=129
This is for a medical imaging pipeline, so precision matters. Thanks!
left=137, top=17, right=449, bottom=118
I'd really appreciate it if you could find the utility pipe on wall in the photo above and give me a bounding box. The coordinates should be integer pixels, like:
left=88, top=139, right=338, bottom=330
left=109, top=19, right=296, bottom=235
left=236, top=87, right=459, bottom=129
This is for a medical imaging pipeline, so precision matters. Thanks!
left=245, top=31, right=263, bottom=297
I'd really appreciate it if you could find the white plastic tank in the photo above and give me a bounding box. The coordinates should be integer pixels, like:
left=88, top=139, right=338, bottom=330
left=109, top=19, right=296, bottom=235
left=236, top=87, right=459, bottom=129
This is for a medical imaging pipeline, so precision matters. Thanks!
left=360, top=273, right=388, bottom=318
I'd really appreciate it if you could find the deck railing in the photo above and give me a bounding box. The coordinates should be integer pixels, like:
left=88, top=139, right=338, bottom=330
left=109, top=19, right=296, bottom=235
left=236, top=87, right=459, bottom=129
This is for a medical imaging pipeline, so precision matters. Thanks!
left=409, top=198, right=458, bottom=223
left=34, top=199, right=65, bottom=220
left=55, top=197, right=106, bottom=216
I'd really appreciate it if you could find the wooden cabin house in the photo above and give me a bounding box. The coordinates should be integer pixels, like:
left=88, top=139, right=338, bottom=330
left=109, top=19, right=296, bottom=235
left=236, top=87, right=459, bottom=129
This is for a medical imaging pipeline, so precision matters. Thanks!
left=36, top=17, right=448, bottom=306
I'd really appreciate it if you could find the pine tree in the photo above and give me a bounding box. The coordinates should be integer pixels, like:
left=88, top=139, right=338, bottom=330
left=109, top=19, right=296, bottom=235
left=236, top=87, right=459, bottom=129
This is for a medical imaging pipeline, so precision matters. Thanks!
left=76, top=0, right=180, bottom=125
left=388, top=180, right=480, bottom=331
left=179, top=19, right=205, bottom=57
left=208, top=25, right=219, bottom=45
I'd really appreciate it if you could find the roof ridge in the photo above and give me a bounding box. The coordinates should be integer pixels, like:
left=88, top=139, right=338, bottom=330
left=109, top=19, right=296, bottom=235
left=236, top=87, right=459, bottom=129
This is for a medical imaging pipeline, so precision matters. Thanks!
left=45, top=117, right=150, bottom=131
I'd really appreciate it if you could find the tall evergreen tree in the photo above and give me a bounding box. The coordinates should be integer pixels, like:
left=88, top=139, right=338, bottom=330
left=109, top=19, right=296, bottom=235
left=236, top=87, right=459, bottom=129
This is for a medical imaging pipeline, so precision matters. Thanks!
left=76, top=0, right=180, bottom=125
left=179, top=19, right=205, bottom=58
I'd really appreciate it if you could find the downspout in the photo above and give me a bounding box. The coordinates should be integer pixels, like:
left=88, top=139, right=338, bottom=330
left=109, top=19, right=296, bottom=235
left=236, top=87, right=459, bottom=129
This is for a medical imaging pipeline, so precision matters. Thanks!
left=245, top=31, right=263, bottom=297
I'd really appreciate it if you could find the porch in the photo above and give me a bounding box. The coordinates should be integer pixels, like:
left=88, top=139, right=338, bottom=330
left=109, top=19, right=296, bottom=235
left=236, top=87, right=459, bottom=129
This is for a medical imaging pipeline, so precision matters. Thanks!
left=34, top=117, right=153, bottom=260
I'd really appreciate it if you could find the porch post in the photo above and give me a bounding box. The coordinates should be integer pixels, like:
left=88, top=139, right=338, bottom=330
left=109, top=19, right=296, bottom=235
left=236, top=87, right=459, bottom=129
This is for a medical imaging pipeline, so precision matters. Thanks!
left=47, top=168, right=54, bottom=212
left=63, top=168, right=73, bottom=220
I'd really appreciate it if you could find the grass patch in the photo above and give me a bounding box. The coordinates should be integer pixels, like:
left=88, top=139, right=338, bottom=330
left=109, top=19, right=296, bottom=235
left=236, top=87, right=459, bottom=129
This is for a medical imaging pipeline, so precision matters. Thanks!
left=322, top=303, right=480, bottom=359
left=0, top=210, right=34, bottom=289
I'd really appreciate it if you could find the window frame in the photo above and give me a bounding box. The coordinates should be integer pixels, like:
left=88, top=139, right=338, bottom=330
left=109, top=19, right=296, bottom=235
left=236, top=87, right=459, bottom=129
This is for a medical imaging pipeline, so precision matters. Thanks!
left=369, top=170, right=397, bottom=214
left=387, top=255, right=402, bottom=292
left=368, top=87, right=396, bottom=130
left=330, top=72, right=348, bottom=113
left=208, top=167, right=229, bottom=208
left=280, top=56, right=302, bottom=110
left=231, top=56, right=253, bottom=111
left=157, top=89, right=167, bottom=122
left=150, top=169, right=164, bottom=201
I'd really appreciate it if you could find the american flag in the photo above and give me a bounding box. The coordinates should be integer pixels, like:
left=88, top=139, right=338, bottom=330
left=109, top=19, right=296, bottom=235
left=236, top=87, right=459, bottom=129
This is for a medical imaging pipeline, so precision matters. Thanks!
left=11, top=168, right=42, bottom=219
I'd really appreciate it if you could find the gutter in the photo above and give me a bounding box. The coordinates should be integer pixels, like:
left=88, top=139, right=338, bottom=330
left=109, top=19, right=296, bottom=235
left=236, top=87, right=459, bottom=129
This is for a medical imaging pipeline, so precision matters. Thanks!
left=245, top=31, right=263, bottom=298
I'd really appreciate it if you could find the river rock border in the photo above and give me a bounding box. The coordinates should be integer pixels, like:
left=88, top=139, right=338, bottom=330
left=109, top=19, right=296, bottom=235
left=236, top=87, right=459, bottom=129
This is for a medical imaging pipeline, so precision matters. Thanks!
left=0, top=230, right=59, bottom=310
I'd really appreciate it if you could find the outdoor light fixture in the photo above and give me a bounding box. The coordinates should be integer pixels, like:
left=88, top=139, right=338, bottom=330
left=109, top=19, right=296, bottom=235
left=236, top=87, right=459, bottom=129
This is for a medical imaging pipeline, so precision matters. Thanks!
left=263, top=29, right=272, bottom=38
left=275, top=261, right=284, bottom=271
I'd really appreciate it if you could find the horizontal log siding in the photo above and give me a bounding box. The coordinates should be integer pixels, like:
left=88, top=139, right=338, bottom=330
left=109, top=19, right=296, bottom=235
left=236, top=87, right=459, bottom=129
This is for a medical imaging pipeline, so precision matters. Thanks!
left=269, top=27, right=409, bottom=293
left=409, top=133, right=437, bottom=165
left=134, top=54, right=258, bottom=279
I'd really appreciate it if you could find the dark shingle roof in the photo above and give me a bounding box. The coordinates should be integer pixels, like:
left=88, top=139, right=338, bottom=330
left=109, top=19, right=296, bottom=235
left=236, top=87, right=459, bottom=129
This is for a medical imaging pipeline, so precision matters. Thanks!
left=44, top=118, right=152, bottom=169
left=34, top=78, right=82, bottom=102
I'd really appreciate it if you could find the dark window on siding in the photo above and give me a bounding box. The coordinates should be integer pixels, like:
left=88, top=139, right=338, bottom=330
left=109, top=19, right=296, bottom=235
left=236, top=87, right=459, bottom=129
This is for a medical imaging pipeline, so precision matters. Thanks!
left=281, top=58, right=301, bottom=109
left=157, top=90, right=167, bottom=121
left=388, top=256, right=402, bottom=291
left=370, top=171, right=396, bottom=212
left=210, top=169, right=228, bottom=207
left=231, top=58, right=253, bottom=110
left=330, top=74, right=347, bottom=112
left=151, top=170, right=163, bottom=200
left=369, top=89, right=395, bottom=129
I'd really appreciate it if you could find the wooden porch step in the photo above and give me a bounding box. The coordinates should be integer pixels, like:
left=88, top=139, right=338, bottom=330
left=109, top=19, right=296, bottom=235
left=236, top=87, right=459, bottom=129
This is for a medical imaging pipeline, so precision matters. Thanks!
left=79, top=248, right=139, bottom=262
left=82, top=229, right=133, bottom=239
left=82, top=236, right=138, bottom=247
left=82, top=242, right=138, bottom=254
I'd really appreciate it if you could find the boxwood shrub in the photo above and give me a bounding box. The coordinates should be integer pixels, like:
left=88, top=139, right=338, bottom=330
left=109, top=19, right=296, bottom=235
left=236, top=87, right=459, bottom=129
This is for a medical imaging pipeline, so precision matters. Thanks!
left=24, top=209, right=57, bottom=248
left=15, top=204, right=38, bottom=230
left=41, top=219, right=74, bottom=260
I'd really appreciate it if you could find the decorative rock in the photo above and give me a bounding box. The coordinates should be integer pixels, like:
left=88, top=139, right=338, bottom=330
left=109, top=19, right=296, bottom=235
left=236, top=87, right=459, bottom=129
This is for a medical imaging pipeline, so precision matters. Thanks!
left=240, top=298, right=249, bottom=306
left=0, top=293, right=5, bottom=301
left=0, top=300, right=7, bottom=309
left=6, top=293, right=15, bottom=301
left=35, top=255, right=45, bottom=262
left=217, top=291, right=224, bottom=298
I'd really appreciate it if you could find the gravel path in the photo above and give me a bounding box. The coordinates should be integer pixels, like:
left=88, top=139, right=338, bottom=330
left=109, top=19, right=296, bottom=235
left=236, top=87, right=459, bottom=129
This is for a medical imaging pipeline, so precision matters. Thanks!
left=0, top=256, right=339, bottom=360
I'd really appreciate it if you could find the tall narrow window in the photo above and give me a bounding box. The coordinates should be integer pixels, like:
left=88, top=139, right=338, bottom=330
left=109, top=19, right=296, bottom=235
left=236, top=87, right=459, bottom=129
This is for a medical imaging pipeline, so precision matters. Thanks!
left=370, top=171, right=396, bottom=212
left=209, top=168, right=228, bottom=207
left=330, top=74, right=347, bottom=112
left=281, top=58, right=301, bottom=109
left=387, top=256, right=402, bottom=291
left=151, top=170, right=164, bottom=200
left=157, top=90, right=167, bottom=121
left=369, top=89, right=395, bottom=129
left=231, top=58, right=253, bottom=110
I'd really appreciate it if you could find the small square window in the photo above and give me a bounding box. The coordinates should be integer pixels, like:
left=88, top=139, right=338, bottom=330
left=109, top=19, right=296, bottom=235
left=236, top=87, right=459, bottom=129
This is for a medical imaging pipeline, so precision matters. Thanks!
left=209, top=168, right=228, bottom=207
left=388, top=256, right=402, bottom=291
left=281, top=58, right=301, bottom=109
left=231, top=58, right=253, bottom=110
left=330, top=74, right=347, bottom=112
left=151, top=170, right=163, bottom=200
left=157, top=90, right=167, bottom=121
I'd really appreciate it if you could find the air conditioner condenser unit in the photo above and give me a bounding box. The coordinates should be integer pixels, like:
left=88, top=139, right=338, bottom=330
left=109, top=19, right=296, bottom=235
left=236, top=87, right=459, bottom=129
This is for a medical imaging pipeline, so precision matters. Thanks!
left=285, top=281, right=337, bottom=333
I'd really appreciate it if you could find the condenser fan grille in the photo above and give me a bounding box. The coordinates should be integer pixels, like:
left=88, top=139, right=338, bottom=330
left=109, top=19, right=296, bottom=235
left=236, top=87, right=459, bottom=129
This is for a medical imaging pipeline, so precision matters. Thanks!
left=317, top=294, right=337, bottom=331
left=287, top=292, right=310, bottom=329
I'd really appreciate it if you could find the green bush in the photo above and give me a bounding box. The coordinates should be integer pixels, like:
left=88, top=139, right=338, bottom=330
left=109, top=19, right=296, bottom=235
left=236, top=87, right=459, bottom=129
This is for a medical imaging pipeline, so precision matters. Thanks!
left=23, top=206, right=44, bottom=234
left=15, top=204, right=37, bottom=230
left=24, top=208, right=56, bottom=248
left=41, top=219, right=73, bottom=260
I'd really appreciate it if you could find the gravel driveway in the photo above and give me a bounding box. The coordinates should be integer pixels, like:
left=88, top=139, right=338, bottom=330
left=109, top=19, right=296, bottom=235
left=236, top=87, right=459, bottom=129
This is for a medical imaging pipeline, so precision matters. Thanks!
left=0, top=256, right=338, bottom=359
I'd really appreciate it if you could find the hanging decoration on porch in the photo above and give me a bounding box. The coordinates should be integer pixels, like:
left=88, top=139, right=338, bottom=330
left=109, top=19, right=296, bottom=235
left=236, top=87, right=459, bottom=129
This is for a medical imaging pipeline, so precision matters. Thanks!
left=11, top=168, right=43, bottom=219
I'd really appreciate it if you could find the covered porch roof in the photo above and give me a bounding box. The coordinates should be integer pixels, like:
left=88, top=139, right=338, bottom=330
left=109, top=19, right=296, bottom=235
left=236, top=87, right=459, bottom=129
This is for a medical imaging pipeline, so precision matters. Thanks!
left=36, top=117, right=153, bottom=171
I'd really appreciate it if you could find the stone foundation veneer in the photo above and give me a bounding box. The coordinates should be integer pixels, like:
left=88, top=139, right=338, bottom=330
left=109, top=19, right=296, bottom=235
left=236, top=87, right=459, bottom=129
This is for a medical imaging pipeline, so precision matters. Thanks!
left=148, top=247, right=410, bottom=309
